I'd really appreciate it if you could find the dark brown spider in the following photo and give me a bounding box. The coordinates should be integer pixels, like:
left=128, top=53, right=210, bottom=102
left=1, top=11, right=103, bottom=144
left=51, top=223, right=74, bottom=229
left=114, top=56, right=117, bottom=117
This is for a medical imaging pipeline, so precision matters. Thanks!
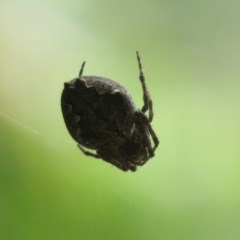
left=61, top=52, right=159, bottom=171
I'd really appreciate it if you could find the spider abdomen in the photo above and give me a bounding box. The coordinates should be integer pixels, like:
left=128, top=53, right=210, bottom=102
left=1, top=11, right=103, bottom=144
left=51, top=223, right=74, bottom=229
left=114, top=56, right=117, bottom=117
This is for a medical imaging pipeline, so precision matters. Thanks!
left=61, top=76, right=135, bottom=149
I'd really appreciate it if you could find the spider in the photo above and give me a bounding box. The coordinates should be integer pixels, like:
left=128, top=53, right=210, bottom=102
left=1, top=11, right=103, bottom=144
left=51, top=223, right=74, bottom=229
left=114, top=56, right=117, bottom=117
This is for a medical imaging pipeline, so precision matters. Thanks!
left=61, top=51, right=159, bottom=171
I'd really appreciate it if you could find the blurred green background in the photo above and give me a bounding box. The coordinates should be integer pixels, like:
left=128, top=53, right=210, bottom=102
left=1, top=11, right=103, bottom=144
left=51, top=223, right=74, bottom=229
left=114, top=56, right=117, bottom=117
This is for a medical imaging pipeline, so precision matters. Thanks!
left=1, top=0, right=240, bottom=239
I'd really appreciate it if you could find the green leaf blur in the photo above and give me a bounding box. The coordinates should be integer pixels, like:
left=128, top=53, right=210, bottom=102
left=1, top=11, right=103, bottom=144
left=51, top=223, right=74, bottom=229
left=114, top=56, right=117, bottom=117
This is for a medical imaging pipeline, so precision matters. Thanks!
left=1, top=1, right=240, bottom=239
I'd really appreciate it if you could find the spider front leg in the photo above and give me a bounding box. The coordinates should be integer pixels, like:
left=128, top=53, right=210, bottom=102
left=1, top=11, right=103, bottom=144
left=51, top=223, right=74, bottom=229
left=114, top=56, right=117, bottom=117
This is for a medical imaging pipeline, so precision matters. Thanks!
left=136, top=51, right=153, bottom=122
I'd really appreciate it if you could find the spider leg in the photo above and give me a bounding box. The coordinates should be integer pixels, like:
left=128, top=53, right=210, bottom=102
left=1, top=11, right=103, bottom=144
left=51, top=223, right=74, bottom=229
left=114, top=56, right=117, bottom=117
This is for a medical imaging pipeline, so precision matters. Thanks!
left=78, top=143, right=134, bottom=171
left=134, top=111, right=159, bottom=153
left=136, top=51, right=153, bottom=122
left=78, top=61, right=86, bottom=77
left=77, top=144, right=100, bottom=158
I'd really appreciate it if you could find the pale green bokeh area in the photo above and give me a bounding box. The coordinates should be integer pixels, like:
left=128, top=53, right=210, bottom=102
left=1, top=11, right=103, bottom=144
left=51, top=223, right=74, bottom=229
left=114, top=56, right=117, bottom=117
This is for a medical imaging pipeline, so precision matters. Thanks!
left=1, top=0, right=240, bottom=239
